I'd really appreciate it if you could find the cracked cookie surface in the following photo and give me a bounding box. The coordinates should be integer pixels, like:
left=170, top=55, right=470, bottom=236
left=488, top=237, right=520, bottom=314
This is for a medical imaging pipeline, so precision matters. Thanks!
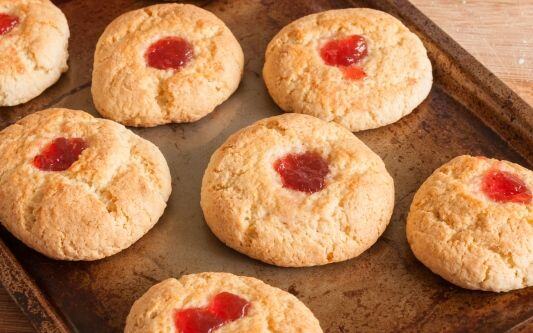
left=91, top=3, right=244, bottom=127
left=200, top=113, right=395, bottom=267
left=0, top=108, right=172, bottom=260
left=125, top=272, right=322, bottom=333
left=0, top=0, right=69, bottom=106
left=263, top=8, right=432, bottom=132
left=406, top=155, right=533, bottom=292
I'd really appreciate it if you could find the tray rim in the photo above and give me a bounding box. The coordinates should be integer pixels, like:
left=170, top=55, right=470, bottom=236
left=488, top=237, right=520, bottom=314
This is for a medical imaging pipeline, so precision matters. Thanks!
left=0, top=0, right=531, bottom=332
left=0, top=238, right=70, bottom=333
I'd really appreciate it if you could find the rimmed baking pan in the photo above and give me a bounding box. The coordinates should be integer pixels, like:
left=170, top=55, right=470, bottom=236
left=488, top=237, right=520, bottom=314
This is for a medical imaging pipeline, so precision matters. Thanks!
left=0, top=0, right=531, bottom=332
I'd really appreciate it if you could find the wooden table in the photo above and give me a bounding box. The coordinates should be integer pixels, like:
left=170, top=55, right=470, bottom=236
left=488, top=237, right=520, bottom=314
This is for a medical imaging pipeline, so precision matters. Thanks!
left=0, top=1, right=531, bottom=332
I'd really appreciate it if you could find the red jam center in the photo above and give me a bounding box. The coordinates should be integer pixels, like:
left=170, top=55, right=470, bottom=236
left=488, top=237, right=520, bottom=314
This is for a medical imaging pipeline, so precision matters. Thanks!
left=320, top=35, right=368, bottom=80
left=174, top=292, right=251, bottom=333
left=145, top=37, right=194, bottom=70
left=33, top=138, right=88, bottom=172
left=481, top=169, right=532, bottom=204
left=0, top=13, right=19, bottom=36
left=274, top=152, right=330, bottom=193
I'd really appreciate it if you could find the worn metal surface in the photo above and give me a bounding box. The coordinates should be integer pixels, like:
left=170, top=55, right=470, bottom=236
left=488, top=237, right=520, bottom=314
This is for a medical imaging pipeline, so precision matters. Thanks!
left=0, top=0, right=531, bottom=332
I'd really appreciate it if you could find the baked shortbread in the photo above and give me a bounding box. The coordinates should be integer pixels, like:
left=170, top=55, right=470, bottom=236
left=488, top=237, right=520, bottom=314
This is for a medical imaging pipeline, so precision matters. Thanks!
left=0, top=108, right=171, bottom=260
left=263, top=8, right=432, bottom=132
left=406, top=155, right=532, bottom=292
left=125, top=272, right=322, bottom=333
left=201, top=113, right=394, bottom=267
left=0, top=0, right=69, bottom=106
left=92, top=4, right=244, bottom=127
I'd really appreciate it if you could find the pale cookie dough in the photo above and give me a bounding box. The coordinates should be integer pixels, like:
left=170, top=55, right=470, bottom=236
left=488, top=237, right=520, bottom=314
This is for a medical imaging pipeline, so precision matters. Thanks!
left=201, top=113, right=395, bottom=267
left=92, top=3, right=244, bottom=127
left=0, top=0, right=69, bottom=106
left=0, top=108, right=172, bottom=260
left=406, top=155, right=532, bottom=292
left=263, top=8, right=432, bottom=132
left=125, top=272, right=322, bottom=333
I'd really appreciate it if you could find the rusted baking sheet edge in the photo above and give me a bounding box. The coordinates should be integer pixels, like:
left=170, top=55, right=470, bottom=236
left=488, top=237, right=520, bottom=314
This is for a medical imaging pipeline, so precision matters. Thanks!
left=362, top=0, right=533, bottom=165
left=0, top=239, right=71, bottom=332
left=0, top=0, right=531, bottom=332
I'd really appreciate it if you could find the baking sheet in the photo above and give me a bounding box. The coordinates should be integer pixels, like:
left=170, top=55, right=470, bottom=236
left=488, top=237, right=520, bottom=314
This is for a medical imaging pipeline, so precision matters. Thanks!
left=0, top=0, right=532, bottom=332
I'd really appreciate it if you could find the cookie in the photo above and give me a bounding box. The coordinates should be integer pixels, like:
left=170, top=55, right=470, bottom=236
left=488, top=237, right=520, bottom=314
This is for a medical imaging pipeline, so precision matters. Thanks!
left=201, top=113, right=394, bottom=267
left=125, top=272, right=322, bottom=333
left=0, top=108, right=172, bottom=260
left=406, top=155, right=532, bottom=292
left=92, top=4, right=244, bottom=127
left=0, top=0, right=69, bottom=106
left=263, top=8, right=432, bottom=132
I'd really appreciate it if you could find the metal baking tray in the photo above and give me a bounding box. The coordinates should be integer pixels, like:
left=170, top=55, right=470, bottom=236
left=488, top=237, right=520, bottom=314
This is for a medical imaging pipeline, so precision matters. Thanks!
left=0, top=0, right=531, bottom=332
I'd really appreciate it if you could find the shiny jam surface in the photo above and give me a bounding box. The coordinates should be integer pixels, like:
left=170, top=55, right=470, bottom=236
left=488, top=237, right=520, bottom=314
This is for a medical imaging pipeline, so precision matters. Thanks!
left=174, top=292, right=251, bottom=333
left=481, top=169, right=532, bottom=204
left=145, top=37, right=194, bottom=70
left=33, top=138, right=88, bottom=171
left=274, top=152, right=330, bottom=193
left=0, top=13, right=19, bottom=36
left=320, top=34, right=368, bottom=80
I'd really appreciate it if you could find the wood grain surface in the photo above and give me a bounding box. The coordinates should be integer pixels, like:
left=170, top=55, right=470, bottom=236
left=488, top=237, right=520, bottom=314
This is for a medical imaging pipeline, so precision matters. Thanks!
left=411, top=0, right=532, bottom=105
left=0, top=1, right=531, bottom=332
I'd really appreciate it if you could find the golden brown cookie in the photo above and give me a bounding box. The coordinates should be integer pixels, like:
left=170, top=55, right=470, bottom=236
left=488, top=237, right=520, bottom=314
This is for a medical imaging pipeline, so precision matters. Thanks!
left=201, top=113, right=395, bottom=267
left=92, top=3, right=244, bottom=127
left=125, top=272, right=322, bottom=333
left=0, top=108, right=171, bottom=260
left=406, top=155, right=532, bottom=292
left=0, top=0, right=69, bottom=106
left=263, top=8, right=432, bottom=132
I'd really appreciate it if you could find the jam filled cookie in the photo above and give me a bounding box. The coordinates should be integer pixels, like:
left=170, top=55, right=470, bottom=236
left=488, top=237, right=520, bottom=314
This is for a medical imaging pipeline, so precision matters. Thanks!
left=0, top=0, right=69, bottom=106
left=201, top=113, right=394, bottom=267
left=406, top=156, right=532, bottom=292
left=92, top=4, right=244, bottom=127
left=0, top=108, right=171, bottom=260
left=125, top=272, right=322, bottom=333
left=263, top=8, right=432, bottom=132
